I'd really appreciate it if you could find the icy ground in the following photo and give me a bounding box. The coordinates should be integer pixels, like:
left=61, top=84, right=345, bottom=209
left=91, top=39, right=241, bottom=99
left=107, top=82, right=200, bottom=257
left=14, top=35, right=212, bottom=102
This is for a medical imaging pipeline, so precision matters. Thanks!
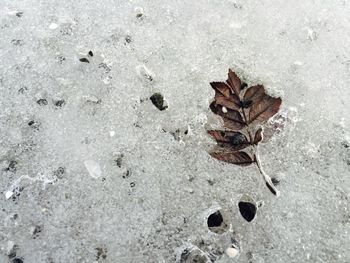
left=1, top=0, right=350, bottom=262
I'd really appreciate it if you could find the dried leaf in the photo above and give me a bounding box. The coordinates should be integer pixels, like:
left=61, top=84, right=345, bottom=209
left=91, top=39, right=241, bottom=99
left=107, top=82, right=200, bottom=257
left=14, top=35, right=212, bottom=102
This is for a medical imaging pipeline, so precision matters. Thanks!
left=226, top=69, right=241, bottom=96
left=253, top=127, right=263, bottom=144
left=211, top=82, right=240, bottom=110
left=243, top=85, right=265, bottom=107
left=210, top=102, right=245, bottom=130
left=210, top=149, right=253, bottom=166
left=210, top=82, right=232, bottom=98
left=207, top=68, right=282, bottom=196
left=249, top=96, right=282, bottom=124
left=208, top=130, right=250, bottom=150
left=214, top=92, right=241, bottom=111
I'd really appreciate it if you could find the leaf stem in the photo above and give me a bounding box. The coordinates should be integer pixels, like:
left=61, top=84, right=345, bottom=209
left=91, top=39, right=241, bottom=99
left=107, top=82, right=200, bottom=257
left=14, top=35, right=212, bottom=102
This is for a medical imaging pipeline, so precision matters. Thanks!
left=254, top=145, right=279, bottom=196
left=241, top=107, right=279, bottom=196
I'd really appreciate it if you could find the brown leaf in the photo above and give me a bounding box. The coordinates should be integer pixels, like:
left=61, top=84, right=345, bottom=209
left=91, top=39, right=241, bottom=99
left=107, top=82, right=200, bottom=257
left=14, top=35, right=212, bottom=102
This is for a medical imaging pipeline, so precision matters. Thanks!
left=248, top=96, right=282, bottom=124
left=243, top=85, right=265, bottom=106
left=210, top=149, right=253, bottom=166
left=253, top=127, right=263, bottom=144
left=210, top=82, right=232, bottom=98
left=210, top=102, right=246, bottom=130
left=211, top=82, right=241, bottom=110
left=208, top=130, right=250, bottom=150
left=214, top=93, right=240, bottom=111
left=226, top=69, right=241, bottom=96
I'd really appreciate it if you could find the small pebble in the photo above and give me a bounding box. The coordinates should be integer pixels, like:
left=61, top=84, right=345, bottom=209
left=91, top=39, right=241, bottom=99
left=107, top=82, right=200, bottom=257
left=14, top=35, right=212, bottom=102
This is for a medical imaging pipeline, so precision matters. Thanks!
left=226, top=247, right=239, bottom=258
left=79, top=58, right=90, bottom=63
left=37, top=99, right=48, bottom=106
left=150, top=93, right=168, bottom=111
left=5, top=191, right=14, bottom=199
left=135, top=7, right=144, bottom=18
left=49, top=23, right=59, bottom=30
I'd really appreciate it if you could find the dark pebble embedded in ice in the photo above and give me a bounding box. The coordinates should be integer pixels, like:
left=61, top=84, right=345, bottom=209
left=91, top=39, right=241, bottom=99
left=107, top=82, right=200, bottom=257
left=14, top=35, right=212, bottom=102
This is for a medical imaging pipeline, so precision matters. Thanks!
left=123, top=169, right=131, bottom=179
left=53, top=99, right=66, bottom=107
left=207, top=179, right=215, bottom=186
left=79, top=58, right=90, bottom=63
left=12, top=258, right=24, bottom=263
left=36, top=99, right=48, bottom=106
left=341, top=141, right=349, bottom=148
left=125, top=35, right=132, bottom=43
left=238, top=201, right=257, bottom=222
left=32, top=225, right=42, bottom=239
left=88, top=51, right=93, bottom=57
left=28, top=120, right=40, bottom=130
left=271, top=177, right=280, bottom=186
left=150, top=93, right=168, bottom=111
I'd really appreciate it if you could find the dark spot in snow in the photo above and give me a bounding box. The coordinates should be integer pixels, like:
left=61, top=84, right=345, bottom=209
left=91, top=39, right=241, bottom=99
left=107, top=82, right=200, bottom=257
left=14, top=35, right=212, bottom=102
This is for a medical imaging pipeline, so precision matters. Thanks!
left=16, top=12, right=23, bottom=17
left=88, top=51, right=93, bottom=57
left=114, top=154, right=124, bottom=168
left=95, top=247, right=107, bottom=260
left=11, top=258, right=24, bottom=263
left=36, top=99, right=48, bottom=106
left=53, top=167, right=65, bottom=179
left=239, top=201, right=256, bottom=222
left=207, top=211, right=223, bottom=228
left=341, top=141, right=349, bottom=149
left=150, top=93, right=167, bottom=111
left=125, top=35, right=132, bottom=43
left=79, top=58, right=90, bottom=63
left=55, top=55, right=66, bottom=63
left=11, top=39, right=23, bottom=46
left=18, top=86, right=28, bottom=93
left=5, top=160, right=17, bottom=172
left=32, top=225, right=42, bottom=239
left=207, top=179, right=215, bottom=186
left=271, top=177, right=280, bottom=186
left=28, top=120, right=40, bottom=130
left=53, top=99, right=66, bottom=107
left=130, top=182, right=135, bottom=188
left=12, top=187, right=24, bottom=201
left=171, top=129, right=181, bottom=141
left=122, top=169, right=131, bottom=179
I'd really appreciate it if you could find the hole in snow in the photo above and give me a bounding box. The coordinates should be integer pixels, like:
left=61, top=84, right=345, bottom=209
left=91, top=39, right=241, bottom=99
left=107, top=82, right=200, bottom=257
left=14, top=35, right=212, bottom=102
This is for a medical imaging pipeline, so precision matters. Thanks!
left=207, top=210, right=227, bottom=234
left=238, top=195, right=257, bottom=222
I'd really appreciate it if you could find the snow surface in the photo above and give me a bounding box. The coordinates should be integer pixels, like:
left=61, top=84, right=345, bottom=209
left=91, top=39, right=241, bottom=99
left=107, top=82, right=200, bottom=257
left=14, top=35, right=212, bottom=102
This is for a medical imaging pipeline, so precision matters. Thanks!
left=0, top=0, right=350, bottom=262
